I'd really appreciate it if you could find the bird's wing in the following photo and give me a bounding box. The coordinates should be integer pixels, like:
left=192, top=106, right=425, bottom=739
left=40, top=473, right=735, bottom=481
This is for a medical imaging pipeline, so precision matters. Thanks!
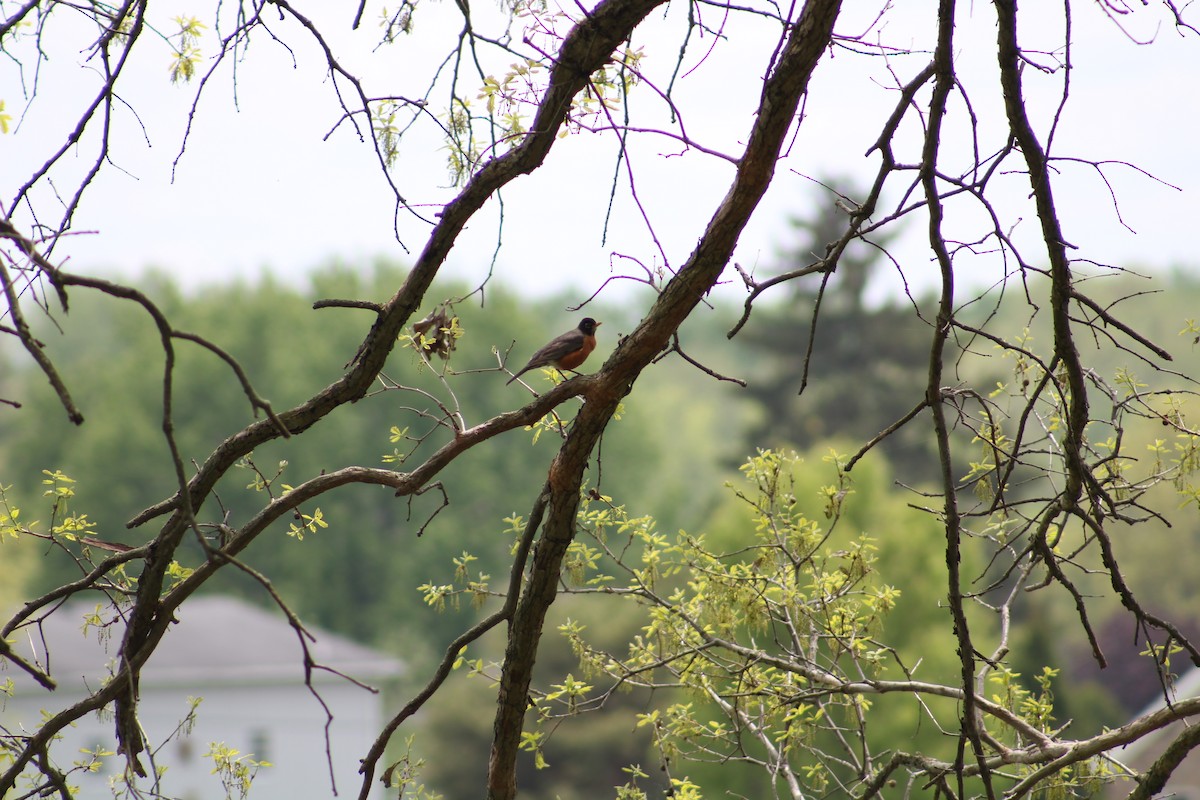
left=529, top=329, right=585, bottom=365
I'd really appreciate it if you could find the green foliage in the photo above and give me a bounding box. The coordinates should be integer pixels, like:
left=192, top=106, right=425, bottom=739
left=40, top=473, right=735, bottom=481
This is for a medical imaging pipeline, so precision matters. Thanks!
left=204, top=741, right=271, bottom=800
left=614, top=764, right=650, bottom=800
left=286, top=507, right=328, bottom=540
left=419, top=594, right=664, bottom=798
left=40, top=470, right=97, bottom=541
left=0, top=263, right=744, bottom=665
left=5, top=0, right=1200, bottom=793
left=373, top=102, right=403, bottom=167
left=495, top=438, right=1178, bottom=798
left=0, top=472, right=139, bottom=602
left=8, top=261, right=1200, bottom=798
left=476, top=60, right=544, bottom=133
left=985, top=666, right=1110, bottom=798
left=377, top=3, right=417, bottom=43
left=534, top=448, right=978, bottom=797
left=168, top=16, right=206, bottom=84
left=443, top=99, right=485, bottom=186
left=434, top=3, right=645, bottom=186
left=960, top=269, right=1200, bottom=727
left=0, top=483, right=22, bottom=541
left=381, top=735, right=444, bottom=799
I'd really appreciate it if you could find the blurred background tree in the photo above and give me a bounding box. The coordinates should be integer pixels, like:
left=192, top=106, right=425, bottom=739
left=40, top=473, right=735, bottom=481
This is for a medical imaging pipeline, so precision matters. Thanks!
left=738, top=180, right=941, bottom=482
left=5, top=252, right=1200, bottom=799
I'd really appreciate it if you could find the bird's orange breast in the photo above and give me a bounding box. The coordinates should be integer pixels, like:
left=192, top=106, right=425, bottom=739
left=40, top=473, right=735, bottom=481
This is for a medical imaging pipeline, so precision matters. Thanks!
left=555, top=335, right=596, bottom=370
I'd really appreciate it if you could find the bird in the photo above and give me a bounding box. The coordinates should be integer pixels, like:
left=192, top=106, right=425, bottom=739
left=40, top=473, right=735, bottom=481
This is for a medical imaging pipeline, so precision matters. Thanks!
left=506, top=318, right=602, bottom=385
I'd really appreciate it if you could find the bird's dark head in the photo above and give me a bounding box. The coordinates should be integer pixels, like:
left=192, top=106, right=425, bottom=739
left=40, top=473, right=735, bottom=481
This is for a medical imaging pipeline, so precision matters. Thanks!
left=579, top=318, right=601, bottom=335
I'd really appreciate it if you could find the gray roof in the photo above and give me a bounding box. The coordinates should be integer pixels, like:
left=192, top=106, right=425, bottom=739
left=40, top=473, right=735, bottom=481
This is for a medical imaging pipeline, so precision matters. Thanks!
left=5, top=595, right=404, bottom=690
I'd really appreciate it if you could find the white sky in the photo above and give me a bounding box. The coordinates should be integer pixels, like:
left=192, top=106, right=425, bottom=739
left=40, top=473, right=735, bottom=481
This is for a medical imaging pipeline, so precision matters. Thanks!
left=3, top=1, right=1198, bottom=309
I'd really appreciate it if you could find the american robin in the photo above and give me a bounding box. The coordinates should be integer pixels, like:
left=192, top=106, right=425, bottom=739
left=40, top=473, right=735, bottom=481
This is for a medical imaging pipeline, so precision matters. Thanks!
left=506, top=318, right=601, bottom=385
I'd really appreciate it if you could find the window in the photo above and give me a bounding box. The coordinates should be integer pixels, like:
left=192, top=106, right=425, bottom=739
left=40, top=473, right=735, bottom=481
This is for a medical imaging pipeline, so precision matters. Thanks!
left=248, top=729, right=270, bottom=764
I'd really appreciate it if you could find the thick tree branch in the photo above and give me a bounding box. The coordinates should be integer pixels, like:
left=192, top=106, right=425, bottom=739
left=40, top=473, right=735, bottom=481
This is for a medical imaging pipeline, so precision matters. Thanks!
left=10, top=0, right=680, bottom=785
left=1125, top=721, right=1200, bottom=800
left=486, top=1, right=843, bottom=797
left=5, top=0, right=1199, bottom=797
left=994, top=0, right=1089, bottom=506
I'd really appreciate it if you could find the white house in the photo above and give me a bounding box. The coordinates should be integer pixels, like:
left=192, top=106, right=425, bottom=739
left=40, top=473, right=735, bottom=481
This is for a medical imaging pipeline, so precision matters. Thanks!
left=1, top=595, right=404, bottom=800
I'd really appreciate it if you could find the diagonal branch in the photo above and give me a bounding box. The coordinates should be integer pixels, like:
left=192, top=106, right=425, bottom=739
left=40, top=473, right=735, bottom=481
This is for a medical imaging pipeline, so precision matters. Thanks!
left=994, top=0, right=1089, bottom=505
left=486, top=1, right=844, bottom=798
left=97, top=0, right=678, bottom=783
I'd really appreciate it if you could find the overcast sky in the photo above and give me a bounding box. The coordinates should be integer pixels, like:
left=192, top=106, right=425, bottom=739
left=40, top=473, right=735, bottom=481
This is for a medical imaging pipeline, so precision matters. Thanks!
left=4, top=1, right=1198, bottom=308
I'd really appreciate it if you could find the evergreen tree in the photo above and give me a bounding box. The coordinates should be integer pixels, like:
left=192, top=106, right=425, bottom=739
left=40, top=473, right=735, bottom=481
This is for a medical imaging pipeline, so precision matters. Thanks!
left=741, top=180, right=939, bottom=480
